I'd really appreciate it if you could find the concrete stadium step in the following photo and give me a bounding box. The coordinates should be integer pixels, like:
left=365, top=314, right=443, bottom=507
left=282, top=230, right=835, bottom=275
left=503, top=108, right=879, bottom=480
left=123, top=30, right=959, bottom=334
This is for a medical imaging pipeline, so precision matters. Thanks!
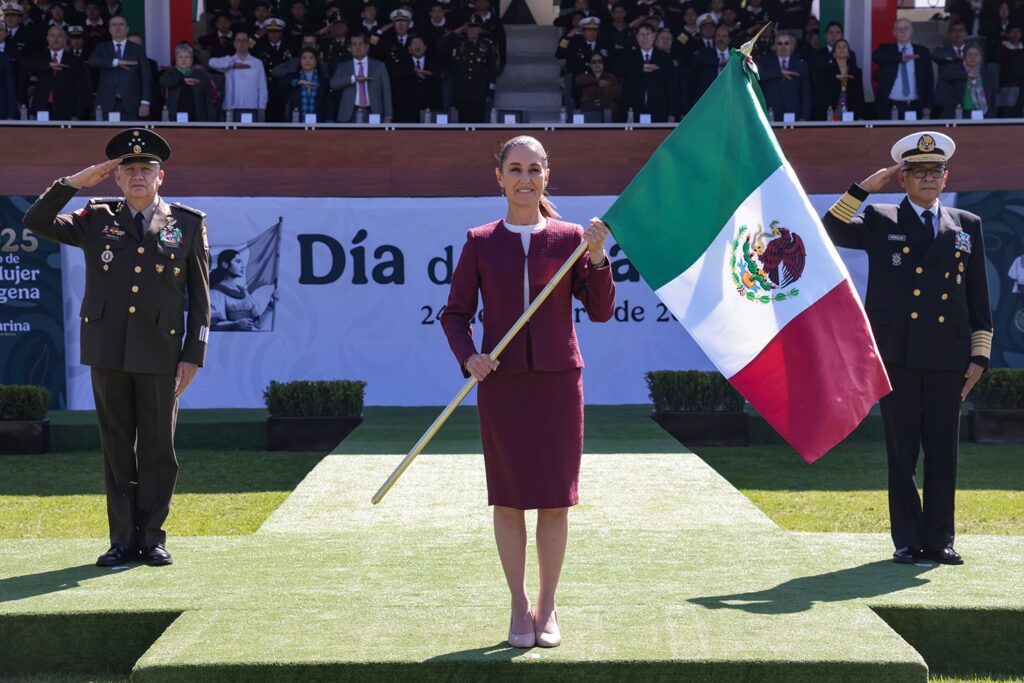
left=496, top=25, right=563, bottom=122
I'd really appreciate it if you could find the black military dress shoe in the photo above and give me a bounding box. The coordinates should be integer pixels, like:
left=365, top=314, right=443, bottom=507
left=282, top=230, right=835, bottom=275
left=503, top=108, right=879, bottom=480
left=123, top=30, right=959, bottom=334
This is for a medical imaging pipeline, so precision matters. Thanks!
left=144, top=545, right=173, bottom=566
left=892, top=546, right=921, bottom=564
left=96, top=545, right=134, bottom=567
left=928, top=546, right=963, bottom=565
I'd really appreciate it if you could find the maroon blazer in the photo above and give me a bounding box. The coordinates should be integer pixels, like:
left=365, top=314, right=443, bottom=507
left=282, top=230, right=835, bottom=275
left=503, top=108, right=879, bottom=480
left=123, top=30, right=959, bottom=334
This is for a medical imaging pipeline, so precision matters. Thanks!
left=441, top=218, right=615, bottom=376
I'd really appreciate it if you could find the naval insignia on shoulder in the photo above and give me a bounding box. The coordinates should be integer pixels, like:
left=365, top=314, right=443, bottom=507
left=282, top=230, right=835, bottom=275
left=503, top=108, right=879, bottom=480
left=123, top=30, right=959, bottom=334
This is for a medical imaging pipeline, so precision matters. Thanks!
left=171, top=202, right=206, bottom=218
left=954, top=230, right=972, bottom=253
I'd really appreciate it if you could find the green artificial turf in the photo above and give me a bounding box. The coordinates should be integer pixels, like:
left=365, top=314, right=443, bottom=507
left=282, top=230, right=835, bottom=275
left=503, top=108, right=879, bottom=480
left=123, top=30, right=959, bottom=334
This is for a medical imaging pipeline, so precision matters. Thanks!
left=0, top=450, right=322, bottom=539
left=695, top=443, right=1024, bottom=535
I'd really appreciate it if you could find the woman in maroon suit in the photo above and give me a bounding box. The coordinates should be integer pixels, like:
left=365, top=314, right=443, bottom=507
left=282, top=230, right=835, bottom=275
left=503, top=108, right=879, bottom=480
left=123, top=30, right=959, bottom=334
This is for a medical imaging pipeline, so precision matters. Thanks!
left=441, top=136, right=615, bottom=649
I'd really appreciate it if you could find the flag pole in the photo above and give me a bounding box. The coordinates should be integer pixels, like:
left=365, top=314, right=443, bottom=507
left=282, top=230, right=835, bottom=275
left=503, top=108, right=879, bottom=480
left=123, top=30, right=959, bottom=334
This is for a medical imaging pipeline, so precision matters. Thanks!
left=371, top=240, right=590, bottom=505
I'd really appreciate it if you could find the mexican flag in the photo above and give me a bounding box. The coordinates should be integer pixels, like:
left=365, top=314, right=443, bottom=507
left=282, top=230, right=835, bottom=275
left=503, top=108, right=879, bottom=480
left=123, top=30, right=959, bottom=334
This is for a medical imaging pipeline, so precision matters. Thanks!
left=603, top=48, right=891, bottom=463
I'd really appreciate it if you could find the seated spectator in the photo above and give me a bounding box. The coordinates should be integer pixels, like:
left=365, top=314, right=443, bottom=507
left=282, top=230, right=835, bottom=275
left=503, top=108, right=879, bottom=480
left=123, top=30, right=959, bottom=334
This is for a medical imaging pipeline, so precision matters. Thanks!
left=872, top=18, right=933, bottom=119
left=615, top=23, right=675, bottom=122
left=757, top=31, right=811, bottom=121
left=961, top=42, right=999, bottom=117
left=209, top=31, right=268, bottom=121
left=29, top=24, right=91, bottom=120
left=282, top=47, right=330, bottom=120
left=199, top=12, right=236, bottom=60
left=932, top=21, right=972, bottom=118
left=996, top=22, right=1022, bottom=115
left=160, top=43, right=215, bottom=121
left=822, top=38, right=864, bottom=120
left=560, top=16, right=612, bottom=108
left=576, top=50, right=619, bottom=120
left=393, top=34, right=442, bottom=122
left=329, top=31, right=392, bottom=122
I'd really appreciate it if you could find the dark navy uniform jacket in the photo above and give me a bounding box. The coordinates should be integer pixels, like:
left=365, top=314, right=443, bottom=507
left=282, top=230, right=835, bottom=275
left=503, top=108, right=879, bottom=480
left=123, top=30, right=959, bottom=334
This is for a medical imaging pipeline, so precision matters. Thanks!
left=822, top=183, right=993, bottom=371
left=23, top=180, right=211, bottom=376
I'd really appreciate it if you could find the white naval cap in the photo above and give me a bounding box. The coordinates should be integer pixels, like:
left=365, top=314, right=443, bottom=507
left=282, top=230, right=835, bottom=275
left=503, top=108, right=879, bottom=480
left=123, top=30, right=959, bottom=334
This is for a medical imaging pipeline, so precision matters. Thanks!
left=890, top=131, right=956, bottom=164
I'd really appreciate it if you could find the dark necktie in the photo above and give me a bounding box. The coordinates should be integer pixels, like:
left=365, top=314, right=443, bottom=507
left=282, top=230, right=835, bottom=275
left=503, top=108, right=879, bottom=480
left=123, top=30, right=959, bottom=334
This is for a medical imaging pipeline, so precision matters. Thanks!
left=116, top=42, right=123, bottom=58
left=920, top=209, right=935, bottom=248
left=134, top=211, right=146, bottom=241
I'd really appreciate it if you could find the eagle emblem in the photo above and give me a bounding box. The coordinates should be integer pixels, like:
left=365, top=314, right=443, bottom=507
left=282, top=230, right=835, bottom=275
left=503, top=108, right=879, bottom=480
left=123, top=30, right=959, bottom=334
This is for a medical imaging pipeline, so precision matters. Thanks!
left=918, top=134, right=936, bottom=152
left=731, top=221, right=806, bottom=303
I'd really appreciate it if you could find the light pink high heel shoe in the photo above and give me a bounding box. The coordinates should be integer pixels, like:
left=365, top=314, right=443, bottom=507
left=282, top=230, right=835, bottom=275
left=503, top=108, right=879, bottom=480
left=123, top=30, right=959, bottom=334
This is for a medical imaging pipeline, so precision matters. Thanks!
left=534, top=609, right=561, bottom=648
left=507, top=610, right=536, bottom=648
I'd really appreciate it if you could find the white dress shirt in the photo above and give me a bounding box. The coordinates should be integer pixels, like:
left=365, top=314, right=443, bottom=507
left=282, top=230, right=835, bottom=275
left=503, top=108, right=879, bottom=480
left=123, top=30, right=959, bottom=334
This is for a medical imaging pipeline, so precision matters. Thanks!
left=208, top=53, right=268, bottom=110
left=504, top=219, right=547, bottom=311
left=888, top=41, right=918, bottom=102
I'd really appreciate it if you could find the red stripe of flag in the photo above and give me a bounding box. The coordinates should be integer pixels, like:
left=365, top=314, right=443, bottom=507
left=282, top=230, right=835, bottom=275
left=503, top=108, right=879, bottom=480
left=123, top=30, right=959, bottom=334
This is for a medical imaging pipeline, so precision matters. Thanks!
left=729, top=280, right=892, bottom=463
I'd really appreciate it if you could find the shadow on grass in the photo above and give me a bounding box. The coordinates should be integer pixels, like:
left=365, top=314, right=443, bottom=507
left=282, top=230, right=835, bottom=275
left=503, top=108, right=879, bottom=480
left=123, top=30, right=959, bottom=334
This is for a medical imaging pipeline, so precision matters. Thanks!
left=689, top=560, right=936, bottom=614
left=424, top=641, right=531, bottom=663
left=0, top=563, right=140, bottom=603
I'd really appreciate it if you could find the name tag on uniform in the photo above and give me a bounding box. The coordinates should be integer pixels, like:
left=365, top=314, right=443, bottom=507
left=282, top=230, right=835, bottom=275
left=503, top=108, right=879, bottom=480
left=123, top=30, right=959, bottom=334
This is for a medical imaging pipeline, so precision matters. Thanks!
left=887, top=234, right=907, bottom=242
left=954, top=231, right=972, bottom=253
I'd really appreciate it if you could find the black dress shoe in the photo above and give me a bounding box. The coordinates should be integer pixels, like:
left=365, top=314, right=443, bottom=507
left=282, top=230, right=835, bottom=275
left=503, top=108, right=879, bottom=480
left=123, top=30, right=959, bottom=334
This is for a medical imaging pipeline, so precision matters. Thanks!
left=892, top=546, right=921, bottom=564
left=144, top=545, right=173, bottom=566
left=96, top=545, right=132, bottom=567
left=928, top=546, right=963, bottom=565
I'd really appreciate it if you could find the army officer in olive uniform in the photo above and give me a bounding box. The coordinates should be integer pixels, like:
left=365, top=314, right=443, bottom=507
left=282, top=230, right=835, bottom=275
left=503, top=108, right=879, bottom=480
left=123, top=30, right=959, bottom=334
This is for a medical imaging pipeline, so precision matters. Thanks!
left=450, top=15, right=497, bottom=123
left=23, top=129, right=210, bottom=568
left=822, top=131, right=992, bottom=566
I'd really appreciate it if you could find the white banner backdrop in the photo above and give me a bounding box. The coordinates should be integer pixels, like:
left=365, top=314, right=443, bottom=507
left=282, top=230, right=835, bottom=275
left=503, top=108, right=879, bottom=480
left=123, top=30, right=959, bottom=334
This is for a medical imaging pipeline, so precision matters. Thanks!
left=59, top=192, right=950, bottom=408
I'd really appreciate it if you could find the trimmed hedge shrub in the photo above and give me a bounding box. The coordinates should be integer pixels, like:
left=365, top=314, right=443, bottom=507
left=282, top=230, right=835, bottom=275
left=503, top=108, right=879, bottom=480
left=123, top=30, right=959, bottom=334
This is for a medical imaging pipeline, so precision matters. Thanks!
left=0, top=385, right=51, bottom=421
left=263, top=380, right=367, bottom=417
left=645, top=370, right=745, bottom=413
left=972, top=369, right=1024, bottom=409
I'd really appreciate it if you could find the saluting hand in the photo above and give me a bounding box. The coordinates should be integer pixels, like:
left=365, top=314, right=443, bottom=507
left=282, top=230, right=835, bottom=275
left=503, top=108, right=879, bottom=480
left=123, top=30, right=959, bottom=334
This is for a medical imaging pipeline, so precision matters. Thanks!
left=465, top=353, right=499, bottom=382
left=585, top=217, right=610, bottom=265
left=961, top=362, right=984, bottom=401
left=66, top=158, right=121, bottom=189
left=858, top=162, right=902, bottom=193
left=175, top=361, right=199, bottom=398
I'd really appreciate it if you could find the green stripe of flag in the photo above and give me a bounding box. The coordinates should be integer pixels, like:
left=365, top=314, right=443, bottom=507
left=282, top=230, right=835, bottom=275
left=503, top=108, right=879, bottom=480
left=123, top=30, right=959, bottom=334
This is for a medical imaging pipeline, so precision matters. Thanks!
left=602, top=53, right=784, bottom=291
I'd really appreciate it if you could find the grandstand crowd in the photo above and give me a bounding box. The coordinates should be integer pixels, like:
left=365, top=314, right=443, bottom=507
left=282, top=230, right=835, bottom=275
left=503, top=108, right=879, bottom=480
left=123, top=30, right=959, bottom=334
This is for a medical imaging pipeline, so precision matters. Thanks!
left=0, top=0, right=1022, bottom=124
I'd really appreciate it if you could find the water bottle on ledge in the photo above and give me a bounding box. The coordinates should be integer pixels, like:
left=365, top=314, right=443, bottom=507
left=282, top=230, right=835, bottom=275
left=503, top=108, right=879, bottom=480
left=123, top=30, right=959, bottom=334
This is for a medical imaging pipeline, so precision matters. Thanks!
left=626, top=107, right=634, bottom=123
left=489, top=107, right=498, bottom=124
left=423, top=108, right=431, bottom=123
left=766, top=107, right=773, bottom=122
left=826, top=105, right=834, bottom=121
left=559, top=106, right=567, bottom=123
left=955, top=104, right=963, bottom=120
left=291, top=108, right=300, bottom=123
left=890, top=104, right=898, bottom=120
left=95, top=105, right=103, bottom=121
left=19, top=104, right=28, bottom=120
left=161, top=105, right=169, bottom=122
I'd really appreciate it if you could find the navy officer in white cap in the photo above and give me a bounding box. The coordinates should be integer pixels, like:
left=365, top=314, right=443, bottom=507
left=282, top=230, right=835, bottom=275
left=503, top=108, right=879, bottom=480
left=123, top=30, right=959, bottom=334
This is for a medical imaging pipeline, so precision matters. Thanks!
left=822, top=131, right=992, bottom=566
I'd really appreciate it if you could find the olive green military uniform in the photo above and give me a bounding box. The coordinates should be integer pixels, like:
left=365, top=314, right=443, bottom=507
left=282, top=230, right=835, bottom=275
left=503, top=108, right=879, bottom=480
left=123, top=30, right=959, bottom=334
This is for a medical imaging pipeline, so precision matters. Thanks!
left=22, top=180, right=210, bottom=552
left=451, top=36, right=497, bottom=123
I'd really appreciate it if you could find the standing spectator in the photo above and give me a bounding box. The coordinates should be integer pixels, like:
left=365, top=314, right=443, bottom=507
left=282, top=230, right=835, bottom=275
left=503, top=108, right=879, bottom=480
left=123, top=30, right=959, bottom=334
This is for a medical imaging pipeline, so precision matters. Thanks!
left=996, top=22, right=1022, bottom=115
left=720, top=8, right=743, bottom=41
left=471, top=0, right=506, bottom=68
left=449, top=15, right=496, bottom=123
left=675, top=6, right=699, bottom=44
left=209, top=31, right=268, bottom=121
left=872, top=18, right=933, bottom=119
left=420, top=2, right=452, bottom=56
left=286, top=0, right=313, bottom=52
left=654, top=27, right=687, bottom=115
left=575, top=51, right=619, bottom=120
left=796, top=14, right=820, bottom=60
left=949, top=0, right=998, bottom=37
left=199, top=13, right=236, bottom=60
left=960, top=42, right=999, bottom=117
left=394, top=34, right=442, bottom=121
left=740, top=0, right=771, bottom=33
left=65, top=0, right=87, bottom=25
left=88, top=16, right=152, bottom=120
left=933, top=21, right=971, bottom=118
left=375, top=8, right=413, bottom=67
left=359, top=4, right=380, bottom=36
left=982, top=2, right=1015, bottom=57
left=809, top=21, right=855, bottom=119
left=128, top=34, right=162, bottom=120
left=774, top=0, right=812, bottom=32
left=3, top=2, right=31, bottom=54
left=615, top=23, right=675, bottom=122
left=30, top=24, right=91, bottom=120
left=102, top=0, right=122, bottom=20
left=81, top=0, right=105, bottom=52
left=329, top=31, right=392, bottom=122
left=691, top=19, right=729, bottom=104
left=67, top=24, right=87, bottom=58
left=561, top=16, right=611, bottom=109
left=757, top=31, right=811, bottom=121
left=222, top=0, right=246, bottom=33
left=252, top=17, right=292, bottom=121
left=249, top=1, right=271, bottom=40
left=0, top=22, right=14, bottom=118
left=822, top=39, right=864, bottom=120
left=283, top=46, right=330, bottom=120
left=320, top=16, right=351, bottom=72
left=160, top=43, right=215, bottom=122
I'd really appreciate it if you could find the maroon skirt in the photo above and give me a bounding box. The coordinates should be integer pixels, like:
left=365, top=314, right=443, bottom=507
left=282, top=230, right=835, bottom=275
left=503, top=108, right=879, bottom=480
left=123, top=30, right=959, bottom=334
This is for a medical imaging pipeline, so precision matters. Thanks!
left=476, top=368, right=583, bottom=509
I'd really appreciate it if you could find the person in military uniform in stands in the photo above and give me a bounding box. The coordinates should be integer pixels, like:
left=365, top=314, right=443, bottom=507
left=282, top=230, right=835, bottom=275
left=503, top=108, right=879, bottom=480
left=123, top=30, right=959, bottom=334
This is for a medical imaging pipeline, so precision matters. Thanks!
left=22, top=129, right=210, bottom=568
left=558, top=16, right=612, bottom=109
left=253, top=16, right=293, bottom=121
left=449, top=14, right=496, bottom=123
left=822, top=131, right=992, bottom=566
left=374, top=8, right=414, bottom=67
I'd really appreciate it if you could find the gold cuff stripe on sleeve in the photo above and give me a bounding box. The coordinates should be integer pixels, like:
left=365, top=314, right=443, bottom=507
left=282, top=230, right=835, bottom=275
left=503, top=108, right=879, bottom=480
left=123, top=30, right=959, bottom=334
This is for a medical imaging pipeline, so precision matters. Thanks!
left=971, top=330, right=993, bottom=358
left=829, top=203, right=856, bottom=223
